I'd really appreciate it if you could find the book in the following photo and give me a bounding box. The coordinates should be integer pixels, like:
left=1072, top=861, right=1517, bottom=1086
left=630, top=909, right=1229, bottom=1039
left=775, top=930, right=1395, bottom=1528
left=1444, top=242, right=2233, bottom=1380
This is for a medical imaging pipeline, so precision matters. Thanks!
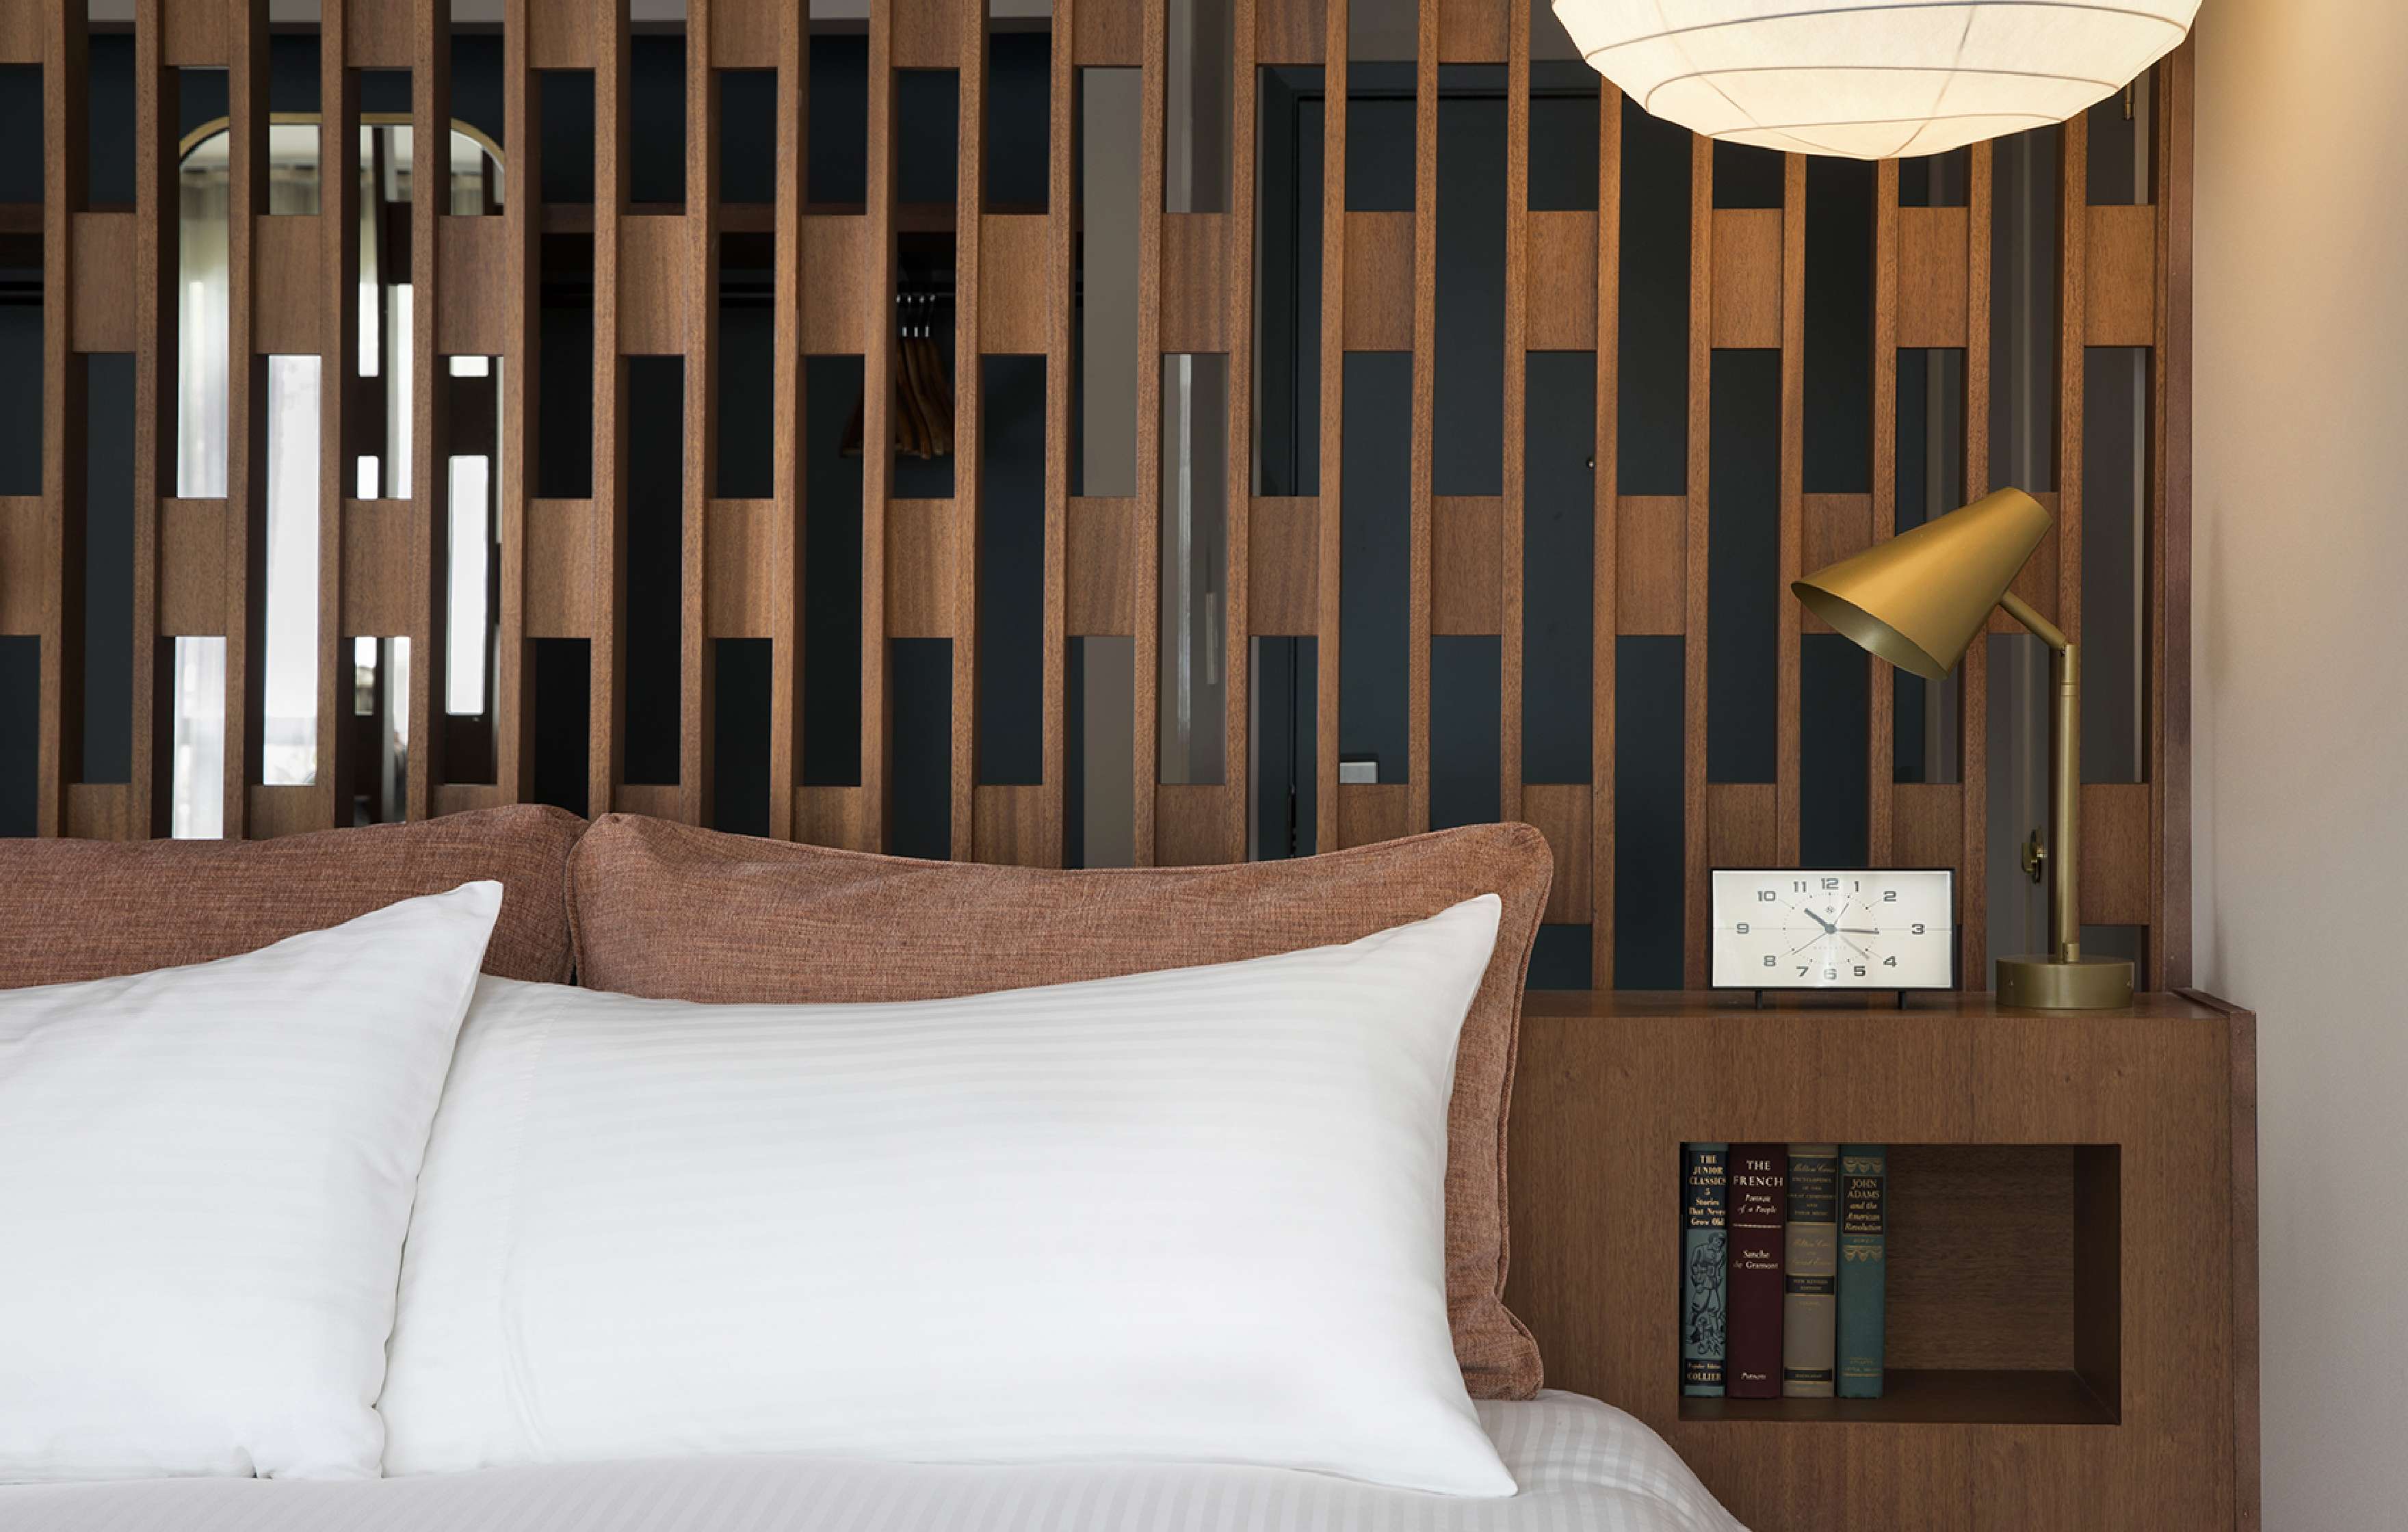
left=1725, top=1143, right=1786, bottom=1399
left=1781, top=1144, right=1840, bottom=1397
left=1679, top=1144, right=1729, bottom=1396
left=1837, top=1144, right=1888, bottom=1399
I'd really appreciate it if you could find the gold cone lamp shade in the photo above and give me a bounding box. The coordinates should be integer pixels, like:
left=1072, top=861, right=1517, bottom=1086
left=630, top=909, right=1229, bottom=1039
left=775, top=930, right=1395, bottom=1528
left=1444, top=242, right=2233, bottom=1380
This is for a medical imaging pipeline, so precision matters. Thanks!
left=1790, top=488, right=2052, bottom=680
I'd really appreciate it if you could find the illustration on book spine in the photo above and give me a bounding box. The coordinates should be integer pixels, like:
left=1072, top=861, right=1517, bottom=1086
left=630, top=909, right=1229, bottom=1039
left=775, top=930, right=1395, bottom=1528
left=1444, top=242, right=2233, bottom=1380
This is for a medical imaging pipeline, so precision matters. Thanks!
left=1782, top=1144, right=1840, bottom=1398
left=1681, top=1144, right=1729, bottom=1396
left=1837, top=1144, right=1888, bottom=1399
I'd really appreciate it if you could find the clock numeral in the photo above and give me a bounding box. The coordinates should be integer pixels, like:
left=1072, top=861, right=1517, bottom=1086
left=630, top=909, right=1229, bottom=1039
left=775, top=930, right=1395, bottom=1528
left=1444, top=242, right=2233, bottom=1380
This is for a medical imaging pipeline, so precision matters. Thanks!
left=1736, top=922, right=1749, bottom=934
left=1885, top=955, right=1898, bottom=967
left=1764, top=955, right=1776, bottom=968
left=1883, top=890, right=1899, bottom=903
left=1796, top=965, right=1811, bottom=977
left=1758, top=890, right=1778, bottom=903
left=1822, top=968, right=1838, bottom=981
left=1911, top=923, right=1926, bottom=935
left=1792, top=880, right=1807, bottom=893
left=1853, top=965, right=1867, bottom=977
left=1820, top=877, right=1840, bottom=890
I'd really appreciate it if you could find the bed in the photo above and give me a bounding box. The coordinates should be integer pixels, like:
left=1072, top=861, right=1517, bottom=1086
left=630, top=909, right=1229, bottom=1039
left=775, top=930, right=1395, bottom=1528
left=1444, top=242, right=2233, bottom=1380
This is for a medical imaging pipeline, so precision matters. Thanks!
left=0, top=1393, right=1740, bottom=1532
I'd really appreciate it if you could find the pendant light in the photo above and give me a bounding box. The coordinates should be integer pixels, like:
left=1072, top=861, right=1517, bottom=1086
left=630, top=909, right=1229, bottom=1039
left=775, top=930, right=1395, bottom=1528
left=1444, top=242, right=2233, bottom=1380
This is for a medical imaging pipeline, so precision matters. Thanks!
left=1549, top=1, right=2199, bottom=159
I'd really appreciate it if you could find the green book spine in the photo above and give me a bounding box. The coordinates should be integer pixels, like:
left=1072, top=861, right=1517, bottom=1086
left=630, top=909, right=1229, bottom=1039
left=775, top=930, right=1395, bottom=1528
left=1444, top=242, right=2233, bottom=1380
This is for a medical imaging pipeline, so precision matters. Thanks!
left=1680, top=1143, right=1729, bottom=1397
left=1837, top=1144, right=1887, bottom=1399
left=1781, top=1144, right=1839, bottom=1398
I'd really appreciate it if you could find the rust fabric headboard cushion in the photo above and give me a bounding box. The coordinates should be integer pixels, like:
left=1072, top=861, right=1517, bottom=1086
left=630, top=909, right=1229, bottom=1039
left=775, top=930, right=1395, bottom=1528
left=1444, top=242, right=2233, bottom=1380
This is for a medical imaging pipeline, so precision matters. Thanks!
left=0, top=805, right=585, bottom=990
left=568, top=813, right=1554, bottom=1401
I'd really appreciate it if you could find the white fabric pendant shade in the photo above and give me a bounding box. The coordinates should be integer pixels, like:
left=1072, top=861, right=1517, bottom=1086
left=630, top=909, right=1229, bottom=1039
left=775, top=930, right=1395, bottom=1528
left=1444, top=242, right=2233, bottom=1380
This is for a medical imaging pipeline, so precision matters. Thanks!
left=1549, top=1, right=2200, bottom=160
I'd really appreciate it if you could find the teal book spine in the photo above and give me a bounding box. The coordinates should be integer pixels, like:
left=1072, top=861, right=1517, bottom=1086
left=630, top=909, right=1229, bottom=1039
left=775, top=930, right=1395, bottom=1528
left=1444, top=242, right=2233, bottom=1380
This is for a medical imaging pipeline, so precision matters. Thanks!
left=1837, top=1144, right=1887, bottom=1399
left=1680, top=1144, right=1729, bottom=1397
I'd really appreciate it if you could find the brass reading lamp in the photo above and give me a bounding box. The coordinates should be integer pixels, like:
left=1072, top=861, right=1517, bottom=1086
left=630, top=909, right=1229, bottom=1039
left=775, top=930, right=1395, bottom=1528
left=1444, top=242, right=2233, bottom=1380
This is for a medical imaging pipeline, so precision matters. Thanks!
left=1792, top=486, right=2134, bottom=1009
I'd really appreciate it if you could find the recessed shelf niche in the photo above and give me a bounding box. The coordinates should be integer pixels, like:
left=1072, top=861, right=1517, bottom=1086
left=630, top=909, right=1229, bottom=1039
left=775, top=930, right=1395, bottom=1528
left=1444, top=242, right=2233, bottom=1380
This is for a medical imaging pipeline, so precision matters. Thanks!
left=1678, top=1142, right=2121, bottom=1427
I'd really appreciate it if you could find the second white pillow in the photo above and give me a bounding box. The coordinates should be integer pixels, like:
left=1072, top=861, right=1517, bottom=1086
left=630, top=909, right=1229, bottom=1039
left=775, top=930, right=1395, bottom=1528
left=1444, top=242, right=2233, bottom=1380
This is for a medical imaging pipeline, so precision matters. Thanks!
left=380, top=895, right=1513, bottom=1496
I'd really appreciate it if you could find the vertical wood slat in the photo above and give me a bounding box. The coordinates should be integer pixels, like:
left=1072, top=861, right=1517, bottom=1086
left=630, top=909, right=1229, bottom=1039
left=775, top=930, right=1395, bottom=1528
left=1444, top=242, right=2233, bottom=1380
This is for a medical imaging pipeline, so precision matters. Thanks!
left=405, top=0, right=452, bottom=821
left=951, top=0, right=981, bottom=858
left=1037, top=0, right=1074, bottom=864
left=861, top=0, right=897, bottom=849
left=36, top=0, right=88, bottom=836
left=1498, top=0, right=1526, bottom=833
left=1866, top=157, right=1898, bottom=870
left=131, top=0, right=176, bottom=836
left=1772, top=152, right=1804, bottom=865
left=1404, top=0, right=1435, bottom=836
left=1220, top=0, right=1259, bottom=862
left=315, top=0, right=360, bottom=832
left=2057, top=103, right=2086, bottom=1003
left=1591, top=85, right=1622, bottom=984
left=2058, top=109, right=2086, bottom=667
left=589, top=0, right=627, bottom=821
left=768, top=0, right=808, bottom=838
left=1961, top=139, right=1995, bottom=987
left=1131, top=0, right=1166, bottom=861
left=497, top=0, right=540, bottom=804
left=684, top=0, right=719, bottom=826
left=1680, top=133, right=1710, bottom=987
left=223, top=0, right=264, bottom=838
left=1313, top=0, right=1344, bottom=854
left=2154, top=42, right=2195, bottom=990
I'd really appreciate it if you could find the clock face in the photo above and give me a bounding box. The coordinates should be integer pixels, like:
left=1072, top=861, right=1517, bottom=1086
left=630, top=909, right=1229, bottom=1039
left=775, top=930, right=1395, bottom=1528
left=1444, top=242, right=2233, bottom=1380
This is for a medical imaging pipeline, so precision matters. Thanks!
left=1710, top=869, right=1955, bottom=990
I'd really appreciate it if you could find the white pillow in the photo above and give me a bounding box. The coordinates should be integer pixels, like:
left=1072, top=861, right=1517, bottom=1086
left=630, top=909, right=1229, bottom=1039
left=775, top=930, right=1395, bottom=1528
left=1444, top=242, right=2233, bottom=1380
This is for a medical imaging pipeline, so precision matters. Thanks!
left=380, top=895, right=1514, bottom=1496
left=0, top=881, right=505, bottom=1483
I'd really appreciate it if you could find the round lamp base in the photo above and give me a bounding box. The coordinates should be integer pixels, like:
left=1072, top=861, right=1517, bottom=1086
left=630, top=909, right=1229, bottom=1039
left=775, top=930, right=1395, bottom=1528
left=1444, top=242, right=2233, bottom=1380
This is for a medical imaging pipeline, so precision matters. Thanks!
left=1995, top=954, right=2136, bottom=1010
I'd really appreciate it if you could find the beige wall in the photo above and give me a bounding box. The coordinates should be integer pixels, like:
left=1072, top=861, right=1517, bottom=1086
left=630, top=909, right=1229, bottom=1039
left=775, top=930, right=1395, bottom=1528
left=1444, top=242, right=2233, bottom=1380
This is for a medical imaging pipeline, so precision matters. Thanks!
left=2194, top=1, right=2408, bottom=1524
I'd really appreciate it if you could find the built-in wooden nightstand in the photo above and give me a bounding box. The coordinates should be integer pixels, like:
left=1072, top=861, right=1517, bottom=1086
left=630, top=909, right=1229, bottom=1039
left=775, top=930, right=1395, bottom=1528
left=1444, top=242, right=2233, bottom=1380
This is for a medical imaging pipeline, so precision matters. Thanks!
left=1506, top=990, right=2257, bottom=1531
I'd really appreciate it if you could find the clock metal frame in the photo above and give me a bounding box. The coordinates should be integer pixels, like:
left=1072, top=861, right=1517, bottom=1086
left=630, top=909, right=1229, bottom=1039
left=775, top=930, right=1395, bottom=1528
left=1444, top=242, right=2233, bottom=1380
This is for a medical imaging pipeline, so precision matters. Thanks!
left=1708, top=867, right=1959, bottom=1002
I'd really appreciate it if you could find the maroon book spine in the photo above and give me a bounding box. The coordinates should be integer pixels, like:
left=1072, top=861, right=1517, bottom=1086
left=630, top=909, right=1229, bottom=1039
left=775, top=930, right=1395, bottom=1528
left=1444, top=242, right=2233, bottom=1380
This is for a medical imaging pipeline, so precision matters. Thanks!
left=1725, top=1143, right=1788, bottom=1399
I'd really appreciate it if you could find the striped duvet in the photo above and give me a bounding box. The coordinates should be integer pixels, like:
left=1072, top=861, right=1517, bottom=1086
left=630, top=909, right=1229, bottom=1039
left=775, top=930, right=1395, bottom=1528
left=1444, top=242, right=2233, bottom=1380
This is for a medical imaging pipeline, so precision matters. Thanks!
left=0, top=1392, right=1743, bottom=1532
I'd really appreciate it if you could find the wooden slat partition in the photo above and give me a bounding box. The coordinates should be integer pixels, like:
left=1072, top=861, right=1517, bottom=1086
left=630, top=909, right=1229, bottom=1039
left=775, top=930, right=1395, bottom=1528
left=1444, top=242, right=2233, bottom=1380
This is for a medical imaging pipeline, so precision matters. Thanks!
left=1681, top=133, right=1710, bottom=988
left=129, top=0, right=175, bottom=835
left=765, top=0, right=806, bottom=840
left=35, top=0, right=88, bottom=837
left=315, top=0, right=358, bottom=832
left=589, top=0, right=626, bottom=821
left=1131, top=0, right=1166, bottom=863
left=1962, top=139, right=1996, bottom=986
left=1589, top=79, right=1621, bottom=984
left=1403, top=0, right=1435, bottom=840
left=3, top=3, right=2194, bottom=996
left=223, top=0, right=263, bottom=838
left=1312, top=0, right=1343, bottom=856
left=497, top=0, right=540, bottom=804
left=408, top=0, right=453, bottom=821
left=949, top=0, right=978, bottom=859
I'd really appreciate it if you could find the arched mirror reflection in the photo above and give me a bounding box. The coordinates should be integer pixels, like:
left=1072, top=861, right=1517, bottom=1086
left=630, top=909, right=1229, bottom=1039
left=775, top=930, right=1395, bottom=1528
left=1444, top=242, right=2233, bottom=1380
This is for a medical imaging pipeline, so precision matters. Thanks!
left=171, top=117, right=503, bottom=836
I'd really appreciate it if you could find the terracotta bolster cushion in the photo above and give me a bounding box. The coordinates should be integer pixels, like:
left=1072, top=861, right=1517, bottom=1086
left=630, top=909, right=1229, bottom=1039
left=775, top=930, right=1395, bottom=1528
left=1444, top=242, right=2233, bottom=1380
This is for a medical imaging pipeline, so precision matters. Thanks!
left=0, top=805, right=586, bottom=990
left=568, top=813, right=1553, bottom=1400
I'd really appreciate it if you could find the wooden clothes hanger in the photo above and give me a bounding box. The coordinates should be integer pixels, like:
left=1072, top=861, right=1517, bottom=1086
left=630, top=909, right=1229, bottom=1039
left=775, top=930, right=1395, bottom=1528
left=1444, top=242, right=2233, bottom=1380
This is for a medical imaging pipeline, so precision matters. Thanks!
left=841, top=289, right=956, bottom=460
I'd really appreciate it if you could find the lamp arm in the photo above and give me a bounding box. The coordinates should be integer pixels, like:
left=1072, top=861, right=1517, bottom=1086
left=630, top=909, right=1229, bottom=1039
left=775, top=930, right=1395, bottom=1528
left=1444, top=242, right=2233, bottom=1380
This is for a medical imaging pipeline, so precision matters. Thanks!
left=1993, top=590, right=2082, bottom=965
left=1996, top=589, right=2069, bottom=653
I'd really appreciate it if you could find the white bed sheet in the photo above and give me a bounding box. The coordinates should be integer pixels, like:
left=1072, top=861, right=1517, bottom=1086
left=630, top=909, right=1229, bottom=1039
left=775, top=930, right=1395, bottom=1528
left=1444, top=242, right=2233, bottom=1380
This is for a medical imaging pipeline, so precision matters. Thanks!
left=0, top=1392, right=1744, bottom=1532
